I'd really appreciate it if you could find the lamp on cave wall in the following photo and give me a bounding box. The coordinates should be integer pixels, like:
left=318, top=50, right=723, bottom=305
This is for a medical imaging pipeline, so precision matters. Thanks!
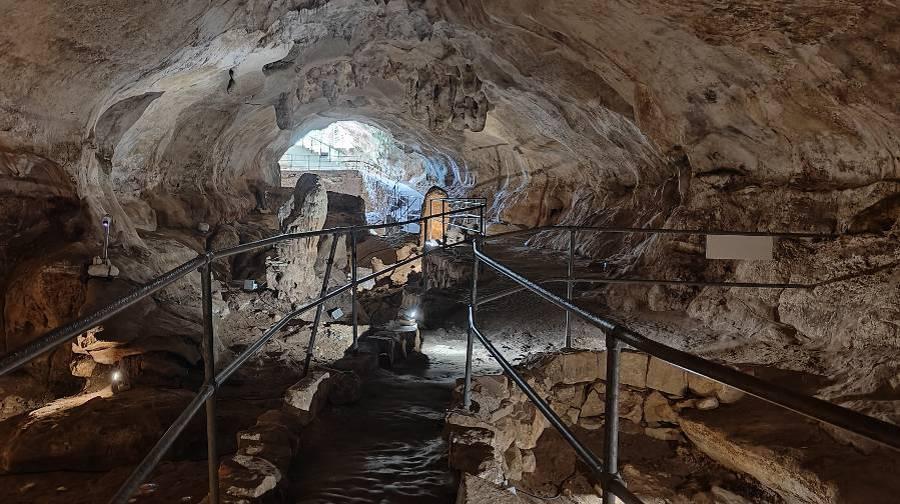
left=110, top=368, right=128, bottom=394
left=88, top=214, right=120, bottom=278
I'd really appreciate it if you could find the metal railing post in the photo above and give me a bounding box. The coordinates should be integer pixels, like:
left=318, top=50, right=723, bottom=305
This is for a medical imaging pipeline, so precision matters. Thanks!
left=463, top=240, right=480, bottom=410
left=478, top=203, right=485, bottom=237
left=602, top=332, right=621, bottom=504
left=200, top=263, right=220, bottom=504
left=304, top=233, right=339, bottom=377
left=423, top=202, right=430, bottom=292
left=350, top=231, right=359, bottom=350
left=565, top=228, right=575, bottom=348
left=442, top=199, right=448, bottom=244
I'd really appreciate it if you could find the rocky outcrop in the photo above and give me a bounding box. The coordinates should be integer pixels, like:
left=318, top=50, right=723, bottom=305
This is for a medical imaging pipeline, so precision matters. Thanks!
left=0, top=388, right=199, bottom=474
left=679, top=398, right=900, bottom=504
left=446, top=349, right=766, bottom=501
left=450, top=349, right=900, bottom=503
left=0, top=0, right=895, bottom=418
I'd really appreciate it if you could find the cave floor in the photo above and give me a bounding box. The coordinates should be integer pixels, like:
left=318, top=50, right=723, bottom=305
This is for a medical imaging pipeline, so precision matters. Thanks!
left=287, top=334, right=463, bottom=504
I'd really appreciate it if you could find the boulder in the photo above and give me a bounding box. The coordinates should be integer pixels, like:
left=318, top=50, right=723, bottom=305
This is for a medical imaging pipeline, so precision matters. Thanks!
left=508, top=404, right=548, bottom=450
left=644, top=427, right=683, bottom=442
left=446, top=411, right=503, bottom=482
left=580, top=385, right=605, bottom=418
left=696, top=397, right=720, bottom=410
left=332, top=351, right=379, bottom=376
left=219, top=455, right=284, bottom=503
left=680, top=412, right=839, bottom=504
left=235, top=414, right=299, bottom=471
left=469, top=374, right=511, bottom=420
left=217, top=408, right=304, bottom=503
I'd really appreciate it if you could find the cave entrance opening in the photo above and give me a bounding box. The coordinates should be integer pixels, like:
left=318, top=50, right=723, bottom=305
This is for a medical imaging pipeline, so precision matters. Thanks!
left=279, top=121, right=426, bottom=230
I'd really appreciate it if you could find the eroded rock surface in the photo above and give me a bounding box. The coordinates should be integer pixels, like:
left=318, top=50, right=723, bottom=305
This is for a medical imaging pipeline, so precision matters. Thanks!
left=446, top=349, right=900, bottom=503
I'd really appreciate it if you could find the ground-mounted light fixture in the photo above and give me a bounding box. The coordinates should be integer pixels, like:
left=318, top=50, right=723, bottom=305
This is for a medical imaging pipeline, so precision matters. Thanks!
left=110, top=369, right=127, bottom=393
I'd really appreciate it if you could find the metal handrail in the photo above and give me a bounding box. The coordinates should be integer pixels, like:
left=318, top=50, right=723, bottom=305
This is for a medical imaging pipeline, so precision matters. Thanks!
left=474, top=275, right=815, bottom=307
left=0, top=203, right=484, bottom=504
left=484, top=224, right=834, bottom=241
left=467, top=311, right=642, bottom=504
left=478, top=224, right=847, bottom=341
left=464, top=240, right=900, bottom=503
left=463, top=238, right=900, bottom=503
left=0, top=206, right=482, bottom=376
left=280, top=154, right=401, bottom=180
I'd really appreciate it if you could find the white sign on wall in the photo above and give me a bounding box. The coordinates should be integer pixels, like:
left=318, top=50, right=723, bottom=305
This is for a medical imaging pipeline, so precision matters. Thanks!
left=705, top=235, right=774, bottom=260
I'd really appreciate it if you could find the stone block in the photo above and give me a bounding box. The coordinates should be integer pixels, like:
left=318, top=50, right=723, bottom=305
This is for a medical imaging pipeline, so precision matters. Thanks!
left=688, top=372, right=744, bottom=404
left=578, top=383, right=643, bottom=424
left=580, top=385, right=605, bottom=417
left=646, top=357, right=688, bottom=396
left=696, top=397, right=720, bottom=410
left=219, top=454, right=283, bottom=502
left=282, top=371, right=331, bottom=425
left=644, top=391, right=678, bottom=426
left=619, top=351, right=649, bottom=388
left=542, top=351, right=603, bottom=386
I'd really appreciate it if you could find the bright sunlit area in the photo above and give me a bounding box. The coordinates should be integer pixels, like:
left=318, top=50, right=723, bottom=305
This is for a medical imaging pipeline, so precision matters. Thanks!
left=279, top=121, right=428, bottom=228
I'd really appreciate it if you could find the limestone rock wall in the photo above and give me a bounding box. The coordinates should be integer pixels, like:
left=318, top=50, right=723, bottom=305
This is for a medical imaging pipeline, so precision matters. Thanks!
left=0, top=0, right=897, bottom=411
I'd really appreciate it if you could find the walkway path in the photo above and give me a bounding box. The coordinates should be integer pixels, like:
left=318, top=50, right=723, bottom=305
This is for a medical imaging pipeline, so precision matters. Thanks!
left=288, top=336, right=462, bottom=504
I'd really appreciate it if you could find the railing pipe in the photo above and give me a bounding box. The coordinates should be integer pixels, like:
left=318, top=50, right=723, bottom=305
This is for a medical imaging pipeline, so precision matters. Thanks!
left=602, top=334, right=621, bottom=504
left=200, top=262, right=220, bottom=504
left=565, top=228, right=575, bottom=348
left=463, top=242, right=480, bottom=410
left=350, top=231, right=359, bottom=350
left=485, top=224, right=834, bottom=242
left=471, top=244, right=900, bottom=451
left=468, top=311, right=603, bottom=472
left=423, top=204, right=431, bottom=292
left=214, top=205, right=483, bottom=259
left=304, top=233, right=340, bottom=377
left=475, top=275, right=816, bottom=309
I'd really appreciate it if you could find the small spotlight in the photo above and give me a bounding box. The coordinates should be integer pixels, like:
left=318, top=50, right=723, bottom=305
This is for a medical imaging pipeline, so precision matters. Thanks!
left=403, top=307, right=419, bottom=320
left=111, top=371, right=122, bottom=382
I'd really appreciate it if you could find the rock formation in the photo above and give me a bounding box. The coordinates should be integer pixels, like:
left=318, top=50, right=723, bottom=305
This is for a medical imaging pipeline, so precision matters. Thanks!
left=0, top=0, right=897, bottom=501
